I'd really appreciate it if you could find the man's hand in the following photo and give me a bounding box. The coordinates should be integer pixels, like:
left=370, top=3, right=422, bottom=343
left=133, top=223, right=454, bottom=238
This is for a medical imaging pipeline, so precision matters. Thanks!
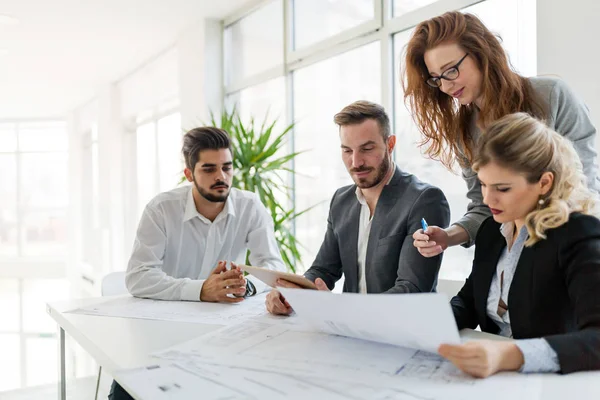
left=438, top=340, right=525, bottom=378
left=200, top=261, right=247, bottom=303
left=266, top=289, right=293, bottom=315
left=266, top=278, right=330, bottom=315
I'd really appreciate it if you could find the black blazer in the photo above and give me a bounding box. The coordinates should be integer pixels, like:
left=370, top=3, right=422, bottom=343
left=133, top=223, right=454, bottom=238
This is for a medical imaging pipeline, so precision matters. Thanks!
left=304, top=166, right=450, bottom=293
left=451, top=213, right=600, bottom=374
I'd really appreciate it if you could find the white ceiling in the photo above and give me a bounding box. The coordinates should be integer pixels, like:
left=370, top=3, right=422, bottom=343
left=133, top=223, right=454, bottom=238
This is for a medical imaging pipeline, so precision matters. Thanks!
left=0, top=0, right=252, bottom=119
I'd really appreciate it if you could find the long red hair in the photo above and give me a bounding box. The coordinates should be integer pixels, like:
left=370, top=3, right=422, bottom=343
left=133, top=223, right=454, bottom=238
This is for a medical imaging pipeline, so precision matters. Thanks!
left=402, top=11, right=545, bottom=170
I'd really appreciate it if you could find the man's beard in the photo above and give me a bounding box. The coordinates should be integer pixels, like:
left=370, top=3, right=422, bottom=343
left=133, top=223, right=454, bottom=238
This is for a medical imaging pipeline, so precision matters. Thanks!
left=194, top=179, right=230, bottom=203
left=352, top=154, right=391, bottom=189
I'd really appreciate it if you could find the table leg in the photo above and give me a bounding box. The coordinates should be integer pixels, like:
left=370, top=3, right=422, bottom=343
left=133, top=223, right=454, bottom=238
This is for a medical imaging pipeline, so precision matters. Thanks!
left=58, top=326, right=66, bottom=400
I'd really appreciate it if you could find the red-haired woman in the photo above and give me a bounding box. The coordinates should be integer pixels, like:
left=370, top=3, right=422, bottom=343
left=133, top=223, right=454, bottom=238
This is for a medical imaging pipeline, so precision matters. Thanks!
left=406, top=11, right=599, bottom=256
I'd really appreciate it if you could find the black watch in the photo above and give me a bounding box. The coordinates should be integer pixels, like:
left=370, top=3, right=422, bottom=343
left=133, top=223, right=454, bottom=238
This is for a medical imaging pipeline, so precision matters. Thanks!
left=243, top=279, right=257, bottom=298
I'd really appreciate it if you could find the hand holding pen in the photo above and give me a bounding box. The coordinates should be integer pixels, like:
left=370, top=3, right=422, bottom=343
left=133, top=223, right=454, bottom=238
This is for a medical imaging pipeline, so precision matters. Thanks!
left=412, top=217, right=449, bottom=258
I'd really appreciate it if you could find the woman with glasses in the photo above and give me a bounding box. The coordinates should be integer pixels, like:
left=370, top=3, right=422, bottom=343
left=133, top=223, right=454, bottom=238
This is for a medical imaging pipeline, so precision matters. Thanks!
left=404, top=11, right=599, bottom=257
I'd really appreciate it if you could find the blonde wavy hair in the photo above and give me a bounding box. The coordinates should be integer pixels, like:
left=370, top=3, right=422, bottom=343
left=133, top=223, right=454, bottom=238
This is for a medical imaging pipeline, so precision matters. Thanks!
left=472, top=113, right=599, bottom=246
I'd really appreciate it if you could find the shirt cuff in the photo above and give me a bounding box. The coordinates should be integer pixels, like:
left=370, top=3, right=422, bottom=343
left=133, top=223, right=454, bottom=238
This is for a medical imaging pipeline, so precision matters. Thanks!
left=515, top=338, right=561, bottom=373
left=180, top=279, right=205, bottom=302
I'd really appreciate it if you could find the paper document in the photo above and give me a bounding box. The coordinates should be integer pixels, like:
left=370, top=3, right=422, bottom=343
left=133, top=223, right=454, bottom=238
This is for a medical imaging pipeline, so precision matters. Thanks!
left=117, top=361, right=443, bottom=400
left=279, top=288, right=460, bottom=352
left=114, top=364, right=211, bottom=399
left=153, top=320, right=542, bottom=400
left=66, top=293, right=270, bottom=325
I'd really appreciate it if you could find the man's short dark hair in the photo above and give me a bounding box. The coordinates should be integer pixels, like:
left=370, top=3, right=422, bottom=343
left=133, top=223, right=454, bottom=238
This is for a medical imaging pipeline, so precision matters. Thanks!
left=333, top=100, right=391, bottom=140
left=182, top=127, right=232, bottom=170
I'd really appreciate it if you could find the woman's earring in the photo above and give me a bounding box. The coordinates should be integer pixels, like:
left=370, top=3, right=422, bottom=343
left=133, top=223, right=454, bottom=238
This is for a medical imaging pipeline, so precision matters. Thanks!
left=538, top=199, right=544, bottom=205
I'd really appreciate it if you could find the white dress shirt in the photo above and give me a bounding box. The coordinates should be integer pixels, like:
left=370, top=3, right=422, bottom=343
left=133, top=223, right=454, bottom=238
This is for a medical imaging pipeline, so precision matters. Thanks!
left=126, top=185, right=285, bottom=301
left=356, top=166, right=396, bottom=294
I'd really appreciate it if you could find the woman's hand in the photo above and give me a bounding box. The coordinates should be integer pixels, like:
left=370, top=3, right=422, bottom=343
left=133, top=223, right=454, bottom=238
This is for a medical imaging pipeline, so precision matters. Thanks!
left=412, top=226, right=449, bottom=257
left=438, top=340, right=525, bottom=378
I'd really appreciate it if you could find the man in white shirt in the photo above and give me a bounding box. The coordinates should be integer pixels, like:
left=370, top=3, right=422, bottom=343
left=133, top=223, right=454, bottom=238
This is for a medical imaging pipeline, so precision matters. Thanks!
left=110, top=127, right=286, bottom=399
left=266, top=100, right=450, bottom=315
left=125, top=126, right=285, bottom=302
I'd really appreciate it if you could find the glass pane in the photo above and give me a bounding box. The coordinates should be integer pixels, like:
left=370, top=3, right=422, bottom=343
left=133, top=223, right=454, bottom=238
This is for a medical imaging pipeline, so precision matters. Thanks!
left=293, top=42, right=381, bottom=270
left=21, top=210, right=68, bottom=257
left=20, top=153, right=69, bottom=209
left=234, top=76, right=286, bottom=127
left=92, top=142, right=100, bottom=228
left=0, top=334, right=20, bottom=391
left=294, top=0, right=374, bottom=49
left=0, top=124, right=17, bottom=152
left=463, top=0, right=534, bottom=75
left=20, top=121, right=66, bottom=129
left=19, top=125, right=68, bottom=152
left=0, top=155, right=18, bottom=256
left=229, top=77, right=290, bottom=209
left=26, top=337, right=58, bottom=387
left=225, top=0, right=283, bottom=84
left=23, top=279, right=70, bottom=333
left=137, top=122, right=158, bottom=218
left=0, top=279, right=20, bottom=332
left=157, top=113, right=183, bottom=192
left=393, top=0, right=437, bottom=17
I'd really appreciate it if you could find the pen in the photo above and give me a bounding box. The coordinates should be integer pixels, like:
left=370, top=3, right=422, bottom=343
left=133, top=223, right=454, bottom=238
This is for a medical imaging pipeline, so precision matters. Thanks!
left=421, top=218, right=428, bottom=233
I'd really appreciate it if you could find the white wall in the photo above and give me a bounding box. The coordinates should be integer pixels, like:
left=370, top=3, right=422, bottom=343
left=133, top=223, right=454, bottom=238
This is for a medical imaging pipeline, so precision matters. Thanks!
left=537, top=0, right=600, bottom=148
left=118, top=48, right=180, bottom=119
left=177, top=19, right=223, bottom=130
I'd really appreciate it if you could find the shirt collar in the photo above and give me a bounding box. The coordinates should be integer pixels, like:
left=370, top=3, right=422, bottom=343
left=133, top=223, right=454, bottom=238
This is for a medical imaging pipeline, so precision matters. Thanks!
left=355, top=163, right=396, bottom=205
left=183, top=186, right=237, bottom=223
left=499, top=222, right=528, bottom=246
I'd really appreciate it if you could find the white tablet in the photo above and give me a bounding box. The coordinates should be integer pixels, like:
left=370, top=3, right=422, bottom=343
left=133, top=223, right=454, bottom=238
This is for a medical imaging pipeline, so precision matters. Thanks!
left=239, top=265, right=317, bottom=290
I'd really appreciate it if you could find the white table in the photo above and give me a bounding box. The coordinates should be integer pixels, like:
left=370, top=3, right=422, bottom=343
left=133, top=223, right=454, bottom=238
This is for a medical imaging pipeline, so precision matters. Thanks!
left=47, top=296, right=600, bottom=400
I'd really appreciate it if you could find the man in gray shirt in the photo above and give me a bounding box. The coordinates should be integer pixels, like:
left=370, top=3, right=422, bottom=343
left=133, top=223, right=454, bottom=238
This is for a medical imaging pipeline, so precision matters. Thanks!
left=267, top=100, right=451, bottom=314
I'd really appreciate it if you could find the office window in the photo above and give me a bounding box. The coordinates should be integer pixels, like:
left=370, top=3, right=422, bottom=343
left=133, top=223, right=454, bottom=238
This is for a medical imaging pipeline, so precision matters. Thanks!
left=0, top=154, right=18, bottom=257
left=18, top=122, right=68, bottom=152
left=0, top=123, right=17, bottom=151
left=393, top=0, right=437, bottom=17
left=0, top=122, right=68, bottom=259
left=136, top=111, right=182, bottom=218
left=157, top=113, right=183, bottom=192
left=293, top=42, right=381, bottom=269
left=26, top=337, right=57, bottom=387
left=229, top=76, right=286, bottom=126
left=0, top=334, right=20, bottom=391
left=0, top=279, right=19, bottom=332
left=293, top=0, right=375, bottom=49
left=136, top=122, right=158, bottom=217
left=224, top=0, right=283, bottom=85
left=0, top=278, right=70, bottom=391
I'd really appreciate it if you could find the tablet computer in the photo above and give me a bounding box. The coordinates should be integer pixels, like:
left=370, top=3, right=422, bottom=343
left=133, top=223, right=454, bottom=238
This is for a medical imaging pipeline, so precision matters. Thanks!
left=239, top=265, right=317, bottom=290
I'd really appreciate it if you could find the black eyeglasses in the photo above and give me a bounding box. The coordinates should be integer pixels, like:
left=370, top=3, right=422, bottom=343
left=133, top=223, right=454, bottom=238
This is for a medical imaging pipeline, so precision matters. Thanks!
left=426, top=53, right=469, bottom=88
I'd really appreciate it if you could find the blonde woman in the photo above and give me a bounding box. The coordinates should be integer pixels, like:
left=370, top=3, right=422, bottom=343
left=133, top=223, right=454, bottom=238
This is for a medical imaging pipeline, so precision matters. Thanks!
left=439, top=113, right=600, bottom=377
